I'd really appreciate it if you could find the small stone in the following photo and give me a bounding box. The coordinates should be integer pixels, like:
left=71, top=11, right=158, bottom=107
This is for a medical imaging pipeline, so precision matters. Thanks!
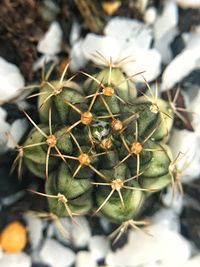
left=188, top=90, right=200, bottom=134
left=153, top=208, right=181, bottom=233
left=162, top=188, right=184, bottom=215
left=122, top=47, right=161, bottom=82
left=24, top=214, right=43, bottom=249
left=75, top=251, right=97, bottom=267
left=182, top=254, right=200, bottom=267
left=106, top=223, right=191, bottom=266
left=0, top=247, right=3, bottom=260
left=144, top=7, right=157, bottom=25
left=51, top=217, right=91, bottom=248
left=88, top=235, right=110, bottom=261
left=0, top=107, right=10, bottom=154
left=102, top=1, right=121, bottom=16
left=105, top=17, right=152, bottom=51
left=169, top=129, right=200, bottom=183
left=154, top=1, right=178, bottom=40
left=0, top=252, right=31, bottom=267
left=70, top=39, right=88, bottom=72
left=7, top=119, right=28, bottom=149
left=82, top=34, right=120, bottom=66
left=69, top=21, right=81, bottom=46
left=177, top=0, right=200, bottom=9
left=0, top=57, right=25, bottom=103
left=162, top=32, right=200, bottom=89
left=37, top=21, right=62, bottom=55
left=40, top=239, right=75, bottom=267
left=153, top=1, right=178, bottom=64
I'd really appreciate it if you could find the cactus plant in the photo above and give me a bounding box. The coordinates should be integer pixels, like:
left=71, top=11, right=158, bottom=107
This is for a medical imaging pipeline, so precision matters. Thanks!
left=16, top=61, right=177, bottom=240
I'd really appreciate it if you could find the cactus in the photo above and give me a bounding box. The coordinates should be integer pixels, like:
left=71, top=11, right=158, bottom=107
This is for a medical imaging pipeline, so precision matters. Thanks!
left=17, top=61, right=176, bottom=240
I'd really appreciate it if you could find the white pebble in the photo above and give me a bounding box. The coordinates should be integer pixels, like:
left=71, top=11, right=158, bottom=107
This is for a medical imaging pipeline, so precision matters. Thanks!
left=182, top=254, right=200, bottom=267
left=88, top=235, right=110, bottom=261
left=0, top=57, right=25, bottom=103
left=162, top=32, right=200, bottom=89
left=0, top=252, right=31, bottom=267
left=37, top=21, right=62, bottom=55
left=189, top=90, right=200, bottom=134
left=40, top=238, right=75, bottom=267
left=70, top=39, right=88, bottom=72
left=75, top=251, right=97, bottom=267
left=82, top=33, right=120, bottom=66
left=162, top=187, right=184, bottom=215
left=0, top=108, right=10, bottom=154
left=169, top=129, right=200, bottom=183
left=153, top=208, right=181, bottom=233
left=121, top=47, right=162, bottom=82
left=0, top=247, right=3, bottom=260
left=154, top=1, right=178, bottom=40
left=105, top=17, right=153, bottom=50
left=106, top=223, right=191, bottom=267
left=177, top=0, right=200, bottom=9
left=54, top=217, right=91, bottom=248
left=144, top=7, right=157, bottom=25
left=24, top=213, right=44, bottom=249
left=7, top=119, right=28, bottom=149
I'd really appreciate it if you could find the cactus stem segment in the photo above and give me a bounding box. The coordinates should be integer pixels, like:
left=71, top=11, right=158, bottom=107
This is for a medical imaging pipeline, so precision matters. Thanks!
left=109, top=219, right=150, bottom=244
left=29, top=190, right=78, bottom=222
left=92, top=172, right=151, bottom=214
left=24, top=110, right=67, bottom=179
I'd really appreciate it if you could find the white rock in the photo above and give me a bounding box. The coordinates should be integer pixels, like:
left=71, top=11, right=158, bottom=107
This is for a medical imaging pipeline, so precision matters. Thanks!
left=182, top=254, right=200, bottom=267
left=37, top=21, right=62, bottom=55
left=40, top=238, right=75, bottom=267
left=55, top=217, right=91, bottom=248
left=153, top=208, right=181, bottom=233
left=24, top=213, right=43, bottom=249
left=0, top=252, right=31, bottom=267
left=177, top=0, right=200, bottom=9
left=7, top=119, right=28, bottom=149
left=189, top=90, right=200, bottom=134
left=0, top=57, right=25, bottom=103
left=154, top=1, right=178, bottom=41
left=88, top=235, right=110, bottom=261
left=105, top=17, right=152, bottom=51
left=154, top=26, right=178, bottom=64
left=122, top=47, right=162, bottom=82
left=70, top=39, right=88, bottom=72
left=99, top=217, right=111, bottom=232
left=162, top=187, right=184, bottom=214
left=0, top=247, right=3, bottom=260
left=70, top=21, right=81, bottom=45
left=169, top=129, right=200, bottom=182
left=106, top=223, right=191, bottom=267
left=75, top=251, right=97, bottom=267
left=162, top=32, right=200, bottom=89
left=82, top=34, right=120, bottom=66
left=144, top=7, right=157, bottom=25
left=0, top=107, right=10, bottom=151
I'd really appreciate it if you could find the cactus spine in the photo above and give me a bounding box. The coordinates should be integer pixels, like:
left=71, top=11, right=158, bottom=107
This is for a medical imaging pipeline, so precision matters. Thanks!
left=19, top=62, right=176, bottom=235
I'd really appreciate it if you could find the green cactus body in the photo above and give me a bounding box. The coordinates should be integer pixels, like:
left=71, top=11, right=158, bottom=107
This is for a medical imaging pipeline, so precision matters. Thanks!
left=22, top=65, right=175, bottom=224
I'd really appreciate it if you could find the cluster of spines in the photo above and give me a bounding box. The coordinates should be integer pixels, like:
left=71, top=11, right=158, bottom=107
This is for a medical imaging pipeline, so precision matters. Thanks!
left=10, top=59, right=190, bottom=242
